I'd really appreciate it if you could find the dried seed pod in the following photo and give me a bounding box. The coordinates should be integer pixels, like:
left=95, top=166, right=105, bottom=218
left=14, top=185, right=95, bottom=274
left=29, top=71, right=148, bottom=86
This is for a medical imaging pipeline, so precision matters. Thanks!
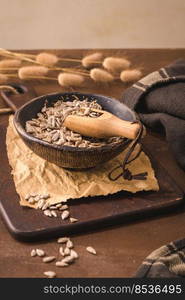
left=120, top=69, right=142, bottom=83
left=30, top=249, right=37, bottom=257
left=61, top=210, right=70, bottom=220
left=103, top=57, right=130, bottom=72
left=56, top=261, right=68, bottom=267
left=43, top=256, right=56, bottom=263
left=66, top=240, right=73, bottom=249
left=44, top=271, right=56, bottom=278
left=36, top=249, right=45, bottom=257
left=82, top=52, right=102, bottom=68
left=36, top=52, right=58, bottom=66
left=18, top=66, right=49, bottom=79
left=58, top=73, right=84, bottom=87
left=90, top=68, right=114, bottom=82
left=0, top=59, right=21, bottom=68
left=86, top=246, right=96, bottom=255
left=0, top=74, right=9, bottom=84
left=57, top=237, right=69, bottom=244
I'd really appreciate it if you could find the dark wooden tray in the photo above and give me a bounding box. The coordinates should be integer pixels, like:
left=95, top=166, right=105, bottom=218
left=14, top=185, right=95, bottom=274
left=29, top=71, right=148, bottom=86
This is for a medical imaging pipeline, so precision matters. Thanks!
left=0, top=85, right=184, bottom=241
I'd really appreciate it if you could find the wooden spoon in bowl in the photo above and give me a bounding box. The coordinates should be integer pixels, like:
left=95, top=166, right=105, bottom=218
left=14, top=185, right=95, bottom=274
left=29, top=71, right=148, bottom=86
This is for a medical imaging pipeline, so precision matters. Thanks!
left=64, top=109, right=141, bottom=140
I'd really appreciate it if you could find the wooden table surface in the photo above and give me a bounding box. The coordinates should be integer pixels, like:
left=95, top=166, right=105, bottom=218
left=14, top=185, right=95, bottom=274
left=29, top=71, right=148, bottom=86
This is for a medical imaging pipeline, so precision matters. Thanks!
left=0, top=49, right=185, bottom=278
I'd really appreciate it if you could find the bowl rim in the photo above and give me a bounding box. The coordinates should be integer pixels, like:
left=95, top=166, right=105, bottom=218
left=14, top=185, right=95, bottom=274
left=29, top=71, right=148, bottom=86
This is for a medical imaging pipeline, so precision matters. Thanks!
left=13, top=91, right=136, bottom=153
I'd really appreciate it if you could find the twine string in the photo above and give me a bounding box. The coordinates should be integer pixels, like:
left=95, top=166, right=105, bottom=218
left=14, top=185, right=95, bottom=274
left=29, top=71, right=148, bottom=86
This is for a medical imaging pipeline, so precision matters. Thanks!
left=108, top=121, right=148, bottom=181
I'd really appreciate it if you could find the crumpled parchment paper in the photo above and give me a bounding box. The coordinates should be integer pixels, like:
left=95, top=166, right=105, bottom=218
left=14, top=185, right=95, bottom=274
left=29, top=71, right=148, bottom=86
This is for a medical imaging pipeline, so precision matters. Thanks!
left=6, top=116, right=159, bottom=208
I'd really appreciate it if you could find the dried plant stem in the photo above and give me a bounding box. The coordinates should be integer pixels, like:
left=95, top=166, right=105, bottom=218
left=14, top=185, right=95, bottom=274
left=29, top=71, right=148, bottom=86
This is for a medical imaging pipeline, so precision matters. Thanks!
left=0, top=50, right=90, bottom=77
left=0, top=67, right=19, bottom=71
left=0, top=107, right=12, bottom=114
left=3, top=73, right=57, bottom=81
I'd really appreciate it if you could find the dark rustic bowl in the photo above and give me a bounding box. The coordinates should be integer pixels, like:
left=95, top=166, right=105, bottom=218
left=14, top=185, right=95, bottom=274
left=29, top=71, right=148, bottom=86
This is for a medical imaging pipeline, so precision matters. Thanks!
left=13, top=92, right=136, bottom=169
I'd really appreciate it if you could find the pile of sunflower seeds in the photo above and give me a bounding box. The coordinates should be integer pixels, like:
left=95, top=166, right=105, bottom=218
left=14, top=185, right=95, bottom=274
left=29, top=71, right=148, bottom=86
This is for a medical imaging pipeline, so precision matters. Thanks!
left=30, top=236, right=97, bottom=278
left=25, top=95, right=124, bottom=148
left=25, top=193, right=78, bottom=223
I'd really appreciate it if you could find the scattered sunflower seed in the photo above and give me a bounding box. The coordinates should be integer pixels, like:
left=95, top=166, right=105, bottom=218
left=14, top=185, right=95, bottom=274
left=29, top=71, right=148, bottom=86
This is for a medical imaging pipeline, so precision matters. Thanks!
left=49, top=206, right=58, bottom=210
left=36, top=249, right=45, bottom=257
left=42, top=194, right=50, bottom=199
left=66, top=240, right=73, bottom=249
left=43, top=256, right=56, bottom=263
left=44, top=271, right=56, bottom=278
left=59, top=246, right=65, bottom=256
left=86, top=246, right=96, bottom=255
left=30, top=249, right=37, bottom=257
left=50, top=210, right=57, bottom=217
left=70, top=249, right=78, bottom=259
left=57, top=237, right=69, bottom=244
left=55, top=261, right=68, bottom=267
left=36, top=199, right=45, bottom=209
left=61, top=210, right=70, bottom=220
left=70, top=217, right=78, bottom=223
left=42, top=202, right=50, bottom=210
left=62, top=255, right=75, bottom=264
left=55, top=203, right=62, bottom=208
left=43, top=209, right=52, bottom=217
left=59, top=204, right=69, bottom=211
left=64, top=247, right=71, bottom=256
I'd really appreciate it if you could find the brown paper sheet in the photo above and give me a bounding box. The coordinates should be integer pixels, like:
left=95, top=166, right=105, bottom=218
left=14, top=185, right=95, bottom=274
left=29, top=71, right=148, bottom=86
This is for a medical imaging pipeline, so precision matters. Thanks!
left=6, top=116, right=159, bottom=208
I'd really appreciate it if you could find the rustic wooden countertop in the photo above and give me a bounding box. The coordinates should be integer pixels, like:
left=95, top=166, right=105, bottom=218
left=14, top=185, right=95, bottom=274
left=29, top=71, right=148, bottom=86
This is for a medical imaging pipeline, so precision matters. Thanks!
left=0, top=49, right=185, bottom=278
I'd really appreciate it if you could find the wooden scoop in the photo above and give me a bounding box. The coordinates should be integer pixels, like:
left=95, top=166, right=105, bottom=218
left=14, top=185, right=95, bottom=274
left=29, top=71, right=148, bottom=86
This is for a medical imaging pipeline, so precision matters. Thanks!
left=64, top=109, right=141, bottom=140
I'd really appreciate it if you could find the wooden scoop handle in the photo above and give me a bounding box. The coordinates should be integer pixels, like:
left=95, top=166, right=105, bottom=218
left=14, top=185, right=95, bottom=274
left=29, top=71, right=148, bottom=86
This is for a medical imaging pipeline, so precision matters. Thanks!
left=64, top=110, right=141, bottom=140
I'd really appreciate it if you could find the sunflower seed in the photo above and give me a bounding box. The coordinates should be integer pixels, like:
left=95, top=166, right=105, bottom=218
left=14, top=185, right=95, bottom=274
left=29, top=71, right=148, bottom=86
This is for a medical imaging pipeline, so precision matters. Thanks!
left=86, top=246, right=96, bottom=255
left=59, top=246, right=65, bottom=256
left=36, top=249, right=45, bottom=257
left=64, top=247, right=71, bottom=256
left=61, top=210, right=70, bottom=220
left=36, top=199, right=45, bottom=209
left=25, top=194, right=30, bottom=200
left=62, top=255, right=74, bottom=264
left=42, top=202, right=50, bottom=210
left=57, top=237, right=69, bottom=244
left=49, top=206, right=58, bottom=210
left=30, top=249, right=37, bottom=257
left=50, top=210, right=57, bottom=217
left=70, top=249, right=78, bottom=259
left=59, top=204, right=69, bottom=211
left=43, top=209, right=52, bottom=217
left=34, top=195, right=41, bottom=202
left=66, top=240, right=73, bottom=249
left=55, top=203, right=62, bottom=208
left=44, top=271, right=56, bottom=278
left=28, top=197, right=35, bottom=204
left=55, top=261, right=68, bottom=267
left=43, top=256, right=56, bottom=263
left=42, top=194, right=50, bottom=199
left=70, top=217, right=78, bottom=223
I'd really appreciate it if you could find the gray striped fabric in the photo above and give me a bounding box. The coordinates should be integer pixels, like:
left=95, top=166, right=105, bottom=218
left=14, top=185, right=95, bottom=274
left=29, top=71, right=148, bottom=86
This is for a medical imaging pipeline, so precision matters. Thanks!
left=135, top=239, right=185, bottom=278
